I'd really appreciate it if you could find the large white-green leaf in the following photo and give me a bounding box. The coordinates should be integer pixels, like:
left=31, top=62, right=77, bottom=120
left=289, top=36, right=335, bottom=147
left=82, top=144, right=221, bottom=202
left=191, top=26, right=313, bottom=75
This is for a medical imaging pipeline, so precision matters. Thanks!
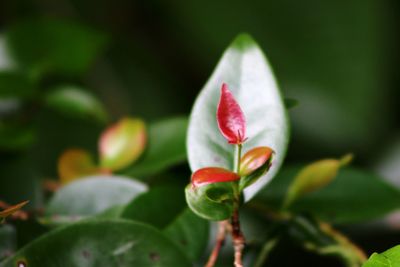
left=187, top=33, right=289, bottom=201
left=45, top=176, right=147, bottom=223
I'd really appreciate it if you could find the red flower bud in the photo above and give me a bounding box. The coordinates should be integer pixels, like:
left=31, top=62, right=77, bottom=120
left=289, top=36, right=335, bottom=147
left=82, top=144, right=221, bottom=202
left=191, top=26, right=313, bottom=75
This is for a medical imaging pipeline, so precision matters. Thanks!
left=217, top=83, right=247, bottom=144
left=239, top=146, right=274, bottom=176
left=191, top=167, right=240, bottom=188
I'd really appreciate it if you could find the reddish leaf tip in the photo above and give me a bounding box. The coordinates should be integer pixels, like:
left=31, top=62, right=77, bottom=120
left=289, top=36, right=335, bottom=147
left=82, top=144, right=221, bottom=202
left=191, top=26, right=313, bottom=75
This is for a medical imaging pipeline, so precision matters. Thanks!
left=239, top=146, right=274, bottom=176
left=191, top=167, right=240, bottom=188
left=217, top=83, right=246, bottom=145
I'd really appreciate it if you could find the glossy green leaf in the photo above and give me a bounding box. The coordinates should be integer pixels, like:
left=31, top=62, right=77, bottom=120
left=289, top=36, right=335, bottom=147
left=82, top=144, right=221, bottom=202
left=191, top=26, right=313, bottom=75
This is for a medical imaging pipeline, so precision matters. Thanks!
left=1, top=220, right=191, bottom=267
left=121, top=186, right=209, bottom=261
left=121, top=186, right=185, bottom=229
left=45, top=176, right=147, bottom=223
left=185, top=181, right=235, bottom=221
left=124, top=117, right=188, bottom=177
left=363, top=245, right=400, bottom=267
left=256, top=167, right=400, bottom=224
left=99, top=117, right=146, bottom=171
left=5, top=18, right=107, bottom=76
left=44, top=86, right=108, bottom=123
left=187, top=33, right=289, bottom=201
left=164, top=208, right=209, bottom=261
left=0, top=71, right=34, bottom=99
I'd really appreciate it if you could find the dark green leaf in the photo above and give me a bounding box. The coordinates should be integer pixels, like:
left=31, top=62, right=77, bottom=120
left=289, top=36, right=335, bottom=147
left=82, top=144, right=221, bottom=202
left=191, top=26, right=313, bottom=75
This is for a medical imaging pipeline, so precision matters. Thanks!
left=121, top=186, right=185, bottom=229
left=363, top=245, right=400, bottom=267
left=44, top=86, right=108, bottom=123
left=1, top=220, right=191, bottom=267
left=0, top=71, right=34, bottom=99
left=5, top=18, right=107, bottom=76
left=121, top=186, right=209, bottom=261
left=164, top=208, right=209, bottom=261
left=187, top=33, right=289, bottom=201
left=124, top=117, right=188, bottom=177
left=45, top=176, right=147, bottom=223
left=256, top=167, right=400, bottom=223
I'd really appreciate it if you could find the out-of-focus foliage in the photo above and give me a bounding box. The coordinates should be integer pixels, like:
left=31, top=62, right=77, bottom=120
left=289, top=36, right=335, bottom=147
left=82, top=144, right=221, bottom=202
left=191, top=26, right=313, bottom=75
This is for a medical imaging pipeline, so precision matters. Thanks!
left=0, top=1, right=399, bottom=266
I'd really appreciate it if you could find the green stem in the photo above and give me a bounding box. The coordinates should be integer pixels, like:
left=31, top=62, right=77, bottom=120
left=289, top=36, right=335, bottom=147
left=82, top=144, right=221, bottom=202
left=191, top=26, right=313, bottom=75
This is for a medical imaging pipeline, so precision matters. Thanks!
left=232, top=144, right=242, bottom=200
left=234, top=144, right=242, bottom=174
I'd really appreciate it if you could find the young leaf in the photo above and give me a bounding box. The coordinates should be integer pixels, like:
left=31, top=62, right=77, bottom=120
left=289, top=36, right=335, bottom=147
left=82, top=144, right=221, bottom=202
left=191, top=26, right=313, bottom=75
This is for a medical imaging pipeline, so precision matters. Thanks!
left=363, top=245, right=400, bottom=267
left=1, top=220, right=191, bottom=267
left=44, top=86, right=108, bottom=123
left=0, top=201, right=29, bottom=222
left=124, top=117, right=187, bottom=177
left=191, top=167, right=240, bottom=188
left=239, top=147, right=274, bottom=176
left=58, top=149, right=99, bottom=184
left=187, top=33, right=289, bottom=201
left=99, top=118, right=147, bottom=171
left=283, top=154, right=352, bottom=209
left=217, top=83, right=246, bottom=144
left=256, top=167, right=400, bottom=224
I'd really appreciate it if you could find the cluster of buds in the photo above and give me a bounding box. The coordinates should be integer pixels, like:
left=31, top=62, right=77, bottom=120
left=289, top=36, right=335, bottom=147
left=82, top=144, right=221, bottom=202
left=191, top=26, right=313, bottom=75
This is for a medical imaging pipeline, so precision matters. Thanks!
left=186, top=83, right=274, bottom=221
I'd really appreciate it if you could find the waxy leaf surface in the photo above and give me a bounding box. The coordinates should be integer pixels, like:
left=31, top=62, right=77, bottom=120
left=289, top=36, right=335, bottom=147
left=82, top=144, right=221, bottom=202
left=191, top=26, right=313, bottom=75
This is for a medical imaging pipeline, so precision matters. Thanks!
left=1, top=220, right=191, bottom=267
left=191, top=167, right=240, bottom=188
left=45, top=176, right=147, bottom=222
left=240, top=146, right=274, bottom=176
left=187, top=33, right=289, bottom=201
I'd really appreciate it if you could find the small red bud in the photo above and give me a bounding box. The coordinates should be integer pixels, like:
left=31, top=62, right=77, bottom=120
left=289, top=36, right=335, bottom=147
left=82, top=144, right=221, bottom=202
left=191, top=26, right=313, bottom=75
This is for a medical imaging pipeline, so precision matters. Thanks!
left=239, top=146, right=274, bottom=176
left=217, top=83, right=247, bottom=144
left=191, top=167, right=240, bottom=188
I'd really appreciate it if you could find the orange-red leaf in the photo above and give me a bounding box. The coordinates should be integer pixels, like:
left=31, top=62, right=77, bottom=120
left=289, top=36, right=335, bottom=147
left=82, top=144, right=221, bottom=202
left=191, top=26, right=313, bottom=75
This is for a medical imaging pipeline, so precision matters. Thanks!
left=217, top=83, right=246, bottom=144
left=240, top=146, right=274, bottom=176
left=191, top=167, right=240, bottom=188
left=58, top=149, right=99, bottom=184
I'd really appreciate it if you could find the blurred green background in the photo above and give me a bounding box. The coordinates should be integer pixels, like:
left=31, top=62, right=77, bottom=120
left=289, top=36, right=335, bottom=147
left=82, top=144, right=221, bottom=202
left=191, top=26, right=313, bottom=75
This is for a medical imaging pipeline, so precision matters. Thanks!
left=0, top=0, right=399, bottom=265
left=1, top=0, right=399, bottom=214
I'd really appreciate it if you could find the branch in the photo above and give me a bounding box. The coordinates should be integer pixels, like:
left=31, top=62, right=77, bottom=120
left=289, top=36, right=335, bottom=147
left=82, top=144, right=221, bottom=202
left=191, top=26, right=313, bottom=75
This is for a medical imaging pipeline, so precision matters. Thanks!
left=205, top=220, right=228, bottom=267
left=231, top=209, right=245, bottom=267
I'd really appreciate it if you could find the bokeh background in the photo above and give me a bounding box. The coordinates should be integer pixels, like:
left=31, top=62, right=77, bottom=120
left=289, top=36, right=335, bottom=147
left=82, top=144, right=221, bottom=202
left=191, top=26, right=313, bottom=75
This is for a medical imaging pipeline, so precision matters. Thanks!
left=0, top=0, right=399, bottom=266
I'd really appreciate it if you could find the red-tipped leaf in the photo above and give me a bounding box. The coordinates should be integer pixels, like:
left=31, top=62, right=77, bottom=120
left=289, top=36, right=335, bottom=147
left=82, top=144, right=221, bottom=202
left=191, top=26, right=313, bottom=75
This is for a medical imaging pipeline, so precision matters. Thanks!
left=240, top=146, right=274, bottom=176
left=191, top=167, right=240, bottom=188
left=217, top=83, right=246, bottom=144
